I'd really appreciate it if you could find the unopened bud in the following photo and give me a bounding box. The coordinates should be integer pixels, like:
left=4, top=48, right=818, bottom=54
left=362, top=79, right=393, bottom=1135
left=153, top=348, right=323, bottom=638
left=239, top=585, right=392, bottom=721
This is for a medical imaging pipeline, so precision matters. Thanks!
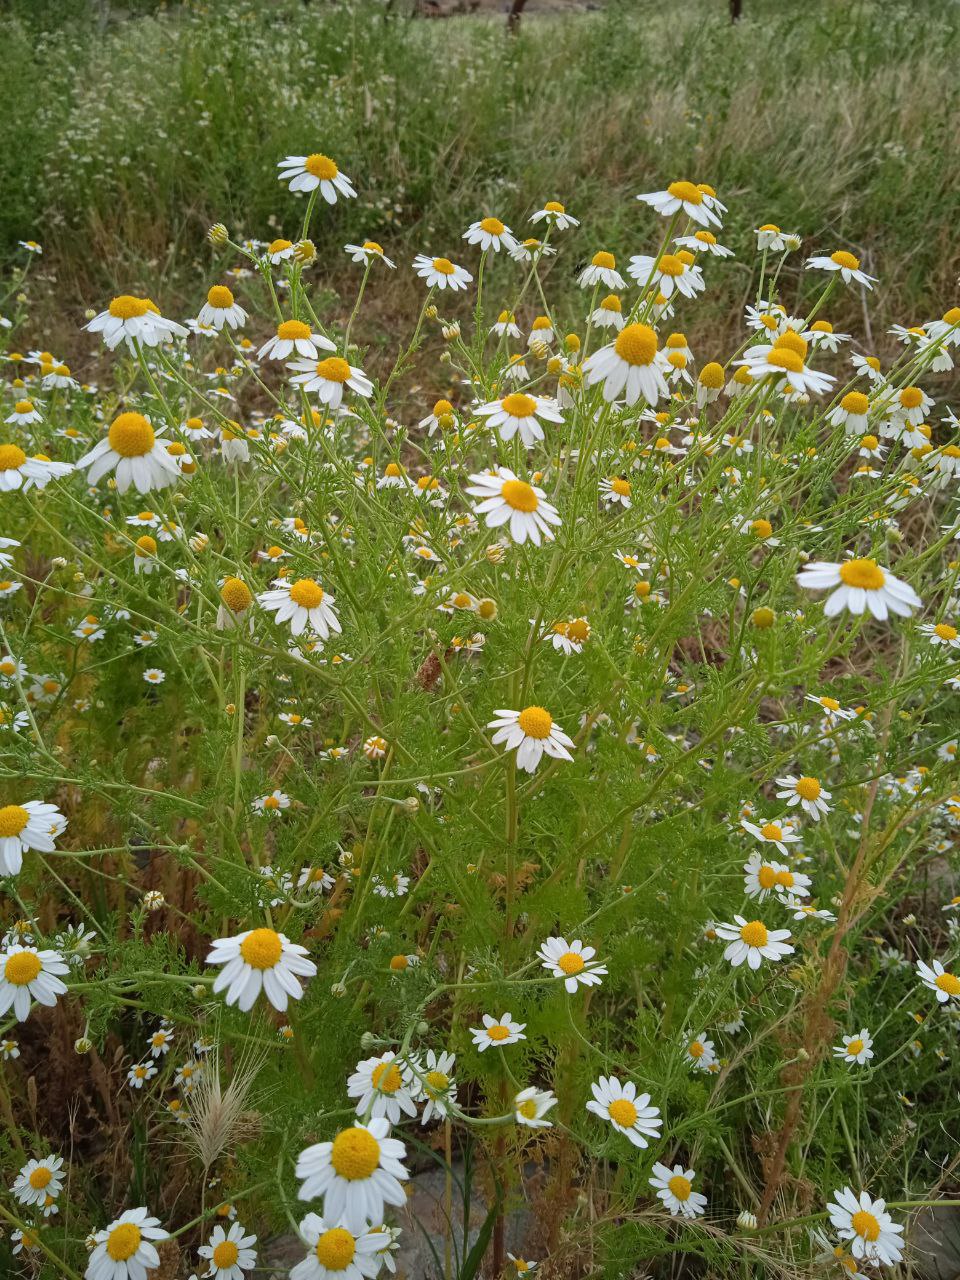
left=74, top=1037, right=92, bottom=1054
left=207, top=223, right=228, bottom=247
left=295, top=239, right=317, bottom=265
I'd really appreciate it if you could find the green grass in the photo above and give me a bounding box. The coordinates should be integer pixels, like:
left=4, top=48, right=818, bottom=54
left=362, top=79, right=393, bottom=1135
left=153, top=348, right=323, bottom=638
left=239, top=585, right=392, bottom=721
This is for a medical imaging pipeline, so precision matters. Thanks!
left=3, top=0, right=960, bottom=353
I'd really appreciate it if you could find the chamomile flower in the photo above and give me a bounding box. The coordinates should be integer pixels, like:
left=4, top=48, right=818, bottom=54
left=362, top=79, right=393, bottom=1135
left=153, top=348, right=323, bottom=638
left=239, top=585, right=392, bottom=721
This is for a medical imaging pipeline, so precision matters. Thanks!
left=206, top=927, right=317, bottom=1012
left=591, top=294, right=624, bottom=330
left=583, top=323, right=668, bottom=406
left=530, top=201, right=579, bottom=230
left=85, top=295, right=187, bottom=350
left=834, top=1030, right=874, bottom=1065
left=676, top=229, right=733, bottom=257
left=738, top=334, right=834, bottom=396
left=920, top=620, right=960, bottom=649
left=514, top=1087, right=557, bottom=1128
left=714, top=916, right=794, bottom=969
left=599, top=476, right=633, bottom=508
left=466, top=468, right=561, bottom=546
left=638, top=181, right=721, bottom=227
left=198, top=1222, right=257, bottom=1280
left=127, top=1061, right=158, bottom=1089
left=796, top=558, right=921, bottom=620
left=290, top=355, right=373, bottom=409
left=77, top=413, right=180, bottom=494
left=828, top=392, right=872, bottom=434
left=741, top=817, right=800, bottom=856
left=536, top=936, right=607, bottom=991
left=258, top=578, right=341, bottom=639
left=345, top=240, right=396, bottom=268
left=415, top=1049, right=458, bottom=1124
left=463, top=217, right=517, bottom=253
left=649, top=1163, right=708, bottom=1218
left=474, top=392, right=563, bottom=448
left=6, top=400, right=41, bottom=425
left=806, top=251, right=877, bottom=289
left=147, top=1024, right=174, bottom=1058
left=277, top=154, right=356, bottom=202
left=627, top=251, right=704, bottom=299
left=755, top=225, right=791, bottom=251
left=347, top=1052, right=418, bottom=1124
left=86, top=1209, right=169, bottom=1280
left=827, top=1189, right=903, bottom=1265
left=683, top=1035, right=717, bottom=1071
left=586, top=1076, right=662, bottom=1147
left=412, top=255, right=473, bottom=291
left=471, top=1012, right=526, bottom=1051
left=295, top=1118, right=408, bottom=1230
left=487, top=706, right=575, bottom=773
left=197, top=286, right=247, bottom=330
left=578, top=251, right=625, bottom=290
left=806, top=693, right=857, bottom=723
left=252, top=789, right=291, bottom=815
left=258, top=320, right=335, bottom=362
left=0, top=443, right=71, bottom=491
left=0, top=799, right=66, bottom=875
left=12, top=1155, right=65, bottom=1207
left=776, top=774, right=833, bottom=820
left=743, top=852, right=810, bottom=901
left=916, top=957, right=960, bottom=1003
left=289, top=1214, right=385, bottom=1280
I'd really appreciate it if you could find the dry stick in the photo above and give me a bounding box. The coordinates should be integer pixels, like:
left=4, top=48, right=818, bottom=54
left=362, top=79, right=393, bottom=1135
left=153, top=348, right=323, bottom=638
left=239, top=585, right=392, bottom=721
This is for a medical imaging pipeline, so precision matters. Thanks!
left=757, top=700, right=895, bottom=1224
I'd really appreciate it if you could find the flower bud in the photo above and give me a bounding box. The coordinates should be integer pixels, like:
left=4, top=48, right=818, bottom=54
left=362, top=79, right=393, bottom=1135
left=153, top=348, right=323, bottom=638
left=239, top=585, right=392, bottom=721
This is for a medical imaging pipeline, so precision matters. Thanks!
left=207, top=223, right=228, bottom=247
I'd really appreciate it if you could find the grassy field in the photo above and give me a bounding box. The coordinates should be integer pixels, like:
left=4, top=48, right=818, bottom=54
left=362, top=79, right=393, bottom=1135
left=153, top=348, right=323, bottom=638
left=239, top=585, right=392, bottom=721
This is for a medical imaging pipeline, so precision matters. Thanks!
left=3, top=0, right=960, bottom=358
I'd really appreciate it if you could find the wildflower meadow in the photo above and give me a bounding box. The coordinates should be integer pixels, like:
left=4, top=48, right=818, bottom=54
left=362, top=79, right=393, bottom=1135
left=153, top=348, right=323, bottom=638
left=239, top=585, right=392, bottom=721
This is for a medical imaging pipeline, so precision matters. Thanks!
left=2, top=2, right=960, bottom=1278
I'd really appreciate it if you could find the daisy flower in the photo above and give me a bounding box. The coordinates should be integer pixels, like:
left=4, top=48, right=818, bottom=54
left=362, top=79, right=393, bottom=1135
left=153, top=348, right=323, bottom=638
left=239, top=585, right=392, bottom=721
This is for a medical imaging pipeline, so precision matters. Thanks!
left=827, top=1189, right=903, bottom=1265
left=806, top=693, right=857, bottom=723
left=258, top=320, right=335, bottom=362
left=828, top=391, right=872, bottom=435
left=277, top=154, right=356, bottom=202
left=289, top=1214, right=385, bottom=1280
left=0, top=799, right=66, bottom=875
left=591, top=294, right=624, bottom=330
left=197, top=1222, right=258, bottom=1280
left=638, top=181, right=720, bottom=227
left=127, top=1061, right=158, bottom=1089
left=649, top=1163, right=708, bottom=1218
left=743, top=852, right=810, bottom=902
left=77, top=413, right=180, bottom=494
left=347, top=1052, right=418, bottom=1124
left=676, top=228, right=733, bottom=257
left=206, top=927, right=317, bottom=1012
left=345, top=240, right=396, bottom=268
left=514, top=1087, right=557, bottom=1128
left=508, top=1255, right=537, bottom=1274
left=466, top=468, right=561, bottom=546
left=599, top=476, right=633, bottom=508
left=12, top=1155, right=65, bottom=1207
left=474, top=392, right=563, bottom=448
left=916, top=957, right=960, bottom=1003
left=578, top=251, right=625, bottom=290
left=536, top=936, right=607, bottom=991
left=834, top=1030, right=874, bottom=1065
left=755, top=224, right=791, bottom=251
left=412, top=254, right=473, bottom=290
left=463, top=217, right=517, bottom=253
left=6, top=400, right=41, bottom=425
left=488, top=706, right=575, bottom=773
left=796, top=558, right=921, bottom=620
left=295, top=1118, right=408, bottom=1231
left=86, top=1208, right=169, bottom=1280
left=714, top=917, right=794, bottom=969
left=582, top=323, right=669, bottom=406
left=738, top=334, right=834, bottom=396
left=289, top=355, right=373, bottom=409
left=0, top=945, right=69, bottom=1020
left=627, top=251, right=704, bottom=299
left=252, top=790, right=291, bottom=816
left=147, top=1024, right=174, bottom=1058
left=741, top=817, right=800, bottom=856
left=85, top=295, right=187, bottom=350
left=530, top=201, right=579, bottom=230
left=258, top=578, right=341, bottom=639
left=0, top=444, right=71, bottom=491
left=414, top=1049, right=458, bottom=1124
left=775, top=775, right=832, bottom=820
left=919, top=620, right=960, bottom=649
left=683, top=1035, right=717, bottom=1072
left=806, top=251, right=877, bottom=290
left=471, top=1012, right=526, bottom=1051
left=197, top=286, right=247, bottom=330
left=585, top=1076, right=662, bottom=1148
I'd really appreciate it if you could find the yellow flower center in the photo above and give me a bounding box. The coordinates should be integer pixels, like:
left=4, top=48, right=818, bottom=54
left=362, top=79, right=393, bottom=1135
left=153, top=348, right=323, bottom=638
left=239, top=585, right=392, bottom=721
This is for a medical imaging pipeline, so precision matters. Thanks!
left=934, top=623, right=958, bottom=641
left=699, top=362, right=724, bottom=388
left=4, top=951, right=40, bottom=985
left=614, top=323, right=658, bottom=367
left=668, top=1175, right=692, bottom=1200
left=28, top=1166, right=52, bottom=1189
left=0, top=805, right=29, bottom=837
left=431, top=257, right=455, bottom=274
left=740, top=921, right=768, bottom=947
left=330, top=1127, right=381, bottom=1180
left=315, top=1227, right=356, bottom=1270
left=694, top=230, right=717, bottom=244
left=774, top=869, right=794, bottom=888
left=518, top=1098, right=539, bottom=1118
left=634, top=580, right=652, bottom=598
left=838, top=558, right=886, bottom=590
left=289, top=578, right=325, bottom=609
left=839, top=391, right=869, bottom=416
left=315, top=356, right=351, bottom=383
left=268, top=239, right=292, bottom=254
left=212, top=1240, right=239, bottom=1270
left=760, top=823, right=783, bottom=841
left=486, top=1024, right=510, bottom=1041
left=850, top=1211, right=881, bottom=1242
left=277, top=319, right=311, bottom=340
left=0, top=444, right=27, bottom=471
left=830, top=250, right=860, bottom=270
left=371, top=1061, right=403, bottom=1094
left=796, top=776, right=821, bottom=800
left=207, top=285, right=235, bottom=309
left=689, top=1041, right=704, bottom=1058
left=305, top=154, right=339, bottom=180
left=847, top=1038, right=864, bottom=1055
left=899, top=386, right=923, bottom=409
left=767, top=349, right=804, bottom=373
left=108, top=413, right=155, bottom=458
left=500, top=479, right=539, bottom=512
left=135, top=535, right=157, bottom=558
left=544, top=201, right=565, bottom=213
left=479, top=217, right=505, bottom=235
left=591, top=251, right=616, bottom=269
left=106, top=1223, right=142, bottom=1262
left=501, top=393, right=537, bottom=417
left=608, top=1097, right=638, bottom=1127
left=517, top=705, right=553, bottom=739
left=109, top=295, right=152, bottom=319
left=220, top=577, right=252, bottom=612
left=820, top=697, right=840, bottom=711
left=610, top=477, right=631, bottom=496
left=557, top=951, right=585, bottom=975
left=238, top=927, right=283, bottom=970
left=667, top=181, right=702, bottom=204
left=861, top=435, right=879, bottom=451
left=757, top=865, right=778, bottom=890
left=751, top=519, right=773, bottom=539
left=935, top=972, right=960, bottom=996
left=425, top=1070, right=449, bottom=1095
left=658, top=254, right=684, bottom=276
